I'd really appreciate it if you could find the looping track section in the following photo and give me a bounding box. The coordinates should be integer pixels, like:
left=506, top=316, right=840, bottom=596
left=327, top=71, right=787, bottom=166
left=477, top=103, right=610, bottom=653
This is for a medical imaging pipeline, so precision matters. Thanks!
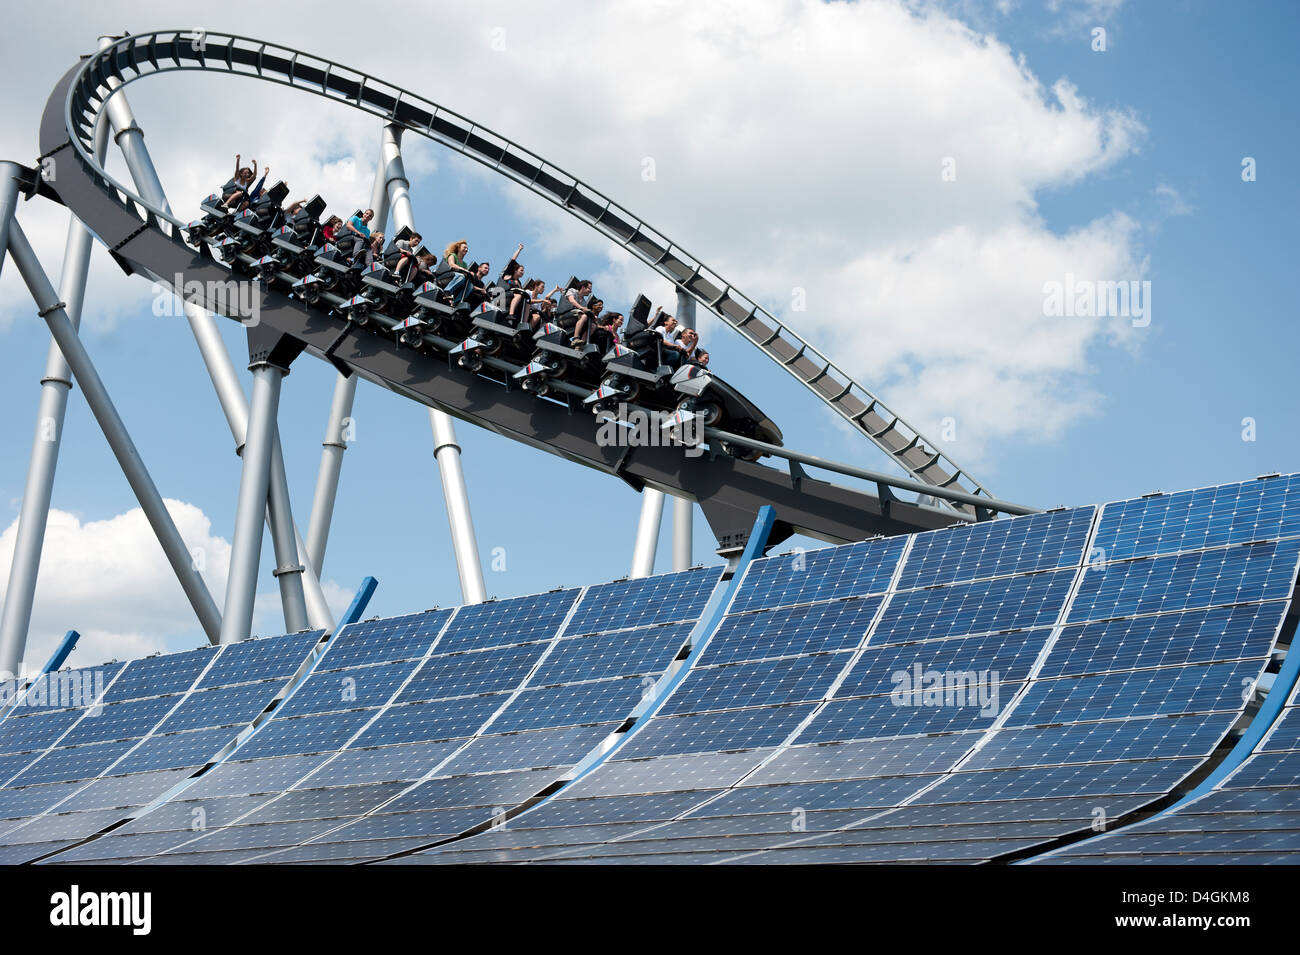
left=45, top=30, right=992, bottom=514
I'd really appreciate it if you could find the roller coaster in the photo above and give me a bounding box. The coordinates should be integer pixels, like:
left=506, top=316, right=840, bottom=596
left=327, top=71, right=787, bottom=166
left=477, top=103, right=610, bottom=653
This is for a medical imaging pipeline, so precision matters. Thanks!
left=0, top=31, right=1037, bottom=670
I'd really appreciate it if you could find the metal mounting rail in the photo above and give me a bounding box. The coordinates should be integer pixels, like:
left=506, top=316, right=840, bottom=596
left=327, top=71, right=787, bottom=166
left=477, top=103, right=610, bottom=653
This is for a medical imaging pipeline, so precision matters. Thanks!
left=700, top=428, right=1038, bottom=518
left=54, top=30, right=995, bottom=514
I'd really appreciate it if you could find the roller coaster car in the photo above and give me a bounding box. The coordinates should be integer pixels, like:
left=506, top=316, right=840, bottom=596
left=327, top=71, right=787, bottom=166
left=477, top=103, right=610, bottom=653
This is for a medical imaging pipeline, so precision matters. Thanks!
left=395, top=281, right=457, bottom=348
left=583, top=296, right=671, bottom=409
left=448, top=303, right=530, bottom=372
left=270, top=195, right=327, bottom=272
left=379, top=226, right=417, bottom=271
left=307, top=244, right=362, bottom=296
left=670, top=365, right=783, bottom=460
left=185, top=192, right=230, bottom=242
left=514, top=320, right=604, bottom=394
left=226, top=181, right=290, bottom=259
left=359, top=261, right=417, bottom=315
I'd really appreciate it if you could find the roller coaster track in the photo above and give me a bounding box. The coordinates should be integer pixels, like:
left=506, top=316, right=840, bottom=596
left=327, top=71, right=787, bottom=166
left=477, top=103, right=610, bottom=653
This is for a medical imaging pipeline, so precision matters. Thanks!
left=44, top=31, right=995, bottom=510
left=22, top=31, right=1035, bottom=557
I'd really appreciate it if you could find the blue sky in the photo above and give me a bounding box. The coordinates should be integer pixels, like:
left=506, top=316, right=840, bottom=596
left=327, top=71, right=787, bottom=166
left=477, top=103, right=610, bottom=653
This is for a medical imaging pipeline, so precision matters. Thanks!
left=0, top=0, right=1296, bottom=667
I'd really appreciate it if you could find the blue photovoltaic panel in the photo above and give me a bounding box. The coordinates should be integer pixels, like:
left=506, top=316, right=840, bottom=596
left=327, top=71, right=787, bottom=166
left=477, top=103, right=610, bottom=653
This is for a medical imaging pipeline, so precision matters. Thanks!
left=616, top=704, right=819, bottom=760
left=0, top=709, right=85, bottom=757
left=747, top=735, right=980, bottom=784
left=870, top=570, right=1075, bottom=645
left=802, top=689, right=1016, bottom=745
left=529, top=623, right=691, bottom=685
left=1009, top=660, right=1261, bottom=726
left=6, top=739, right=139, bottom=787
left=195, top=630, right=321, bottom=688
left=1067, top=540, right=1300, bottom=624
left=155, top=682, right=280, bottom=732
left=273, top=660, right=418, bottom=718
left=563, top=568, right=720, bottom=636
left=101, top=647, right=217, bottom=703
left=898, top=507, right=1094, bottom=589
left=834, top=628, right=1049, bottom=699
left=352, top=696, right=505, bottom=747
left=394, top=644, right=547, bottom=703
left=2, top=661, right=125, bottom=716
left=1039, top=603, right=1286, bottom=679
left=55, top=694, right=182, bottom=746
left=1261, top=707, right=1300, bottom=753
left=1089, top=474, right=1300, bottom=563
left=436, top=591, right=579, bottom=653
left=728, top=536, right=906, bottom=615
left=318, top=609, right=452, bottom=669
left=963, top=717, right=1231, bottom=771
left=489, top=680, right=647, bottom=733
left=662, top=655, right=847, bottom=716
left=112, top=725, right=243, bottom=774
left=1033, top=675, right=1300, bottom=863
left=697, top=598, right=883, bottom=667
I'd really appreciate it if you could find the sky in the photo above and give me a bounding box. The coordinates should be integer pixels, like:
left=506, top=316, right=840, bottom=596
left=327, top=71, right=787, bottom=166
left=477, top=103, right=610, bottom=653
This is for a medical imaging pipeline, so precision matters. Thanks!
left=0, top=0, right=1296, bottom=671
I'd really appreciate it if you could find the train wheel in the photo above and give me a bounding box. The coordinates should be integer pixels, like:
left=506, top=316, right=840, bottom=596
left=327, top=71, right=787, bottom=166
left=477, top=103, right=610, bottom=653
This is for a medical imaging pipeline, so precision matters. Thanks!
left=722, top=441, right=763, bottom=462
left=679, top=398, right=722, bottom=426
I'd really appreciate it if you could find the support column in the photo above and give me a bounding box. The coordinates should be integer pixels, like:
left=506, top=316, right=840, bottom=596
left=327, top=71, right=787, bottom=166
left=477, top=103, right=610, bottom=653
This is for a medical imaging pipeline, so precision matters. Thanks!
left=304, top=131, right=392, bottom=575
left=98, top=58, right=333, bottom=632
left=0, top=161, right=21, bottom=285
left=221, top=363, right=283, bottom=644
left=428, top=410, right=487, bottom=603
left=380, top=123, right=487, bottom=604
left=266, top=424, right=308, bottom=633
left=0, top=118, right=112, bottom=674
left=3, top=221, right=222, bottom=647
left=672, top=497, right=693, bottom=572
left=631, top=489, right=666, bottom=579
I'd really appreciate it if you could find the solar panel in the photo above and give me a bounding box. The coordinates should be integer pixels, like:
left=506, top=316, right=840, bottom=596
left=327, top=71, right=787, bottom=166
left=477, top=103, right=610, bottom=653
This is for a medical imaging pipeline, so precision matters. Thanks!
left=728, top=536, right=906, bottom=613
left=14, top=474, right=1299, bottom=866
left=405, top=476, right=1297, bottom=865
left=0, top=630, right=318, bottom=863
left=53, top=570, right=717, bottom=865
left=898, top=506, right=1093, bottom=589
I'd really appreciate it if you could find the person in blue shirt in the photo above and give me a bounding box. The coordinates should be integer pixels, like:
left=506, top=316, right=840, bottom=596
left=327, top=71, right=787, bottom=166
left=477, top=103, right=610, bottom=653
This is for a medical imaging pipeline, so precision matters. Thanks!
left=338, top=208, right=374, bottom=256
left=345, top=209, right=374, bottom=239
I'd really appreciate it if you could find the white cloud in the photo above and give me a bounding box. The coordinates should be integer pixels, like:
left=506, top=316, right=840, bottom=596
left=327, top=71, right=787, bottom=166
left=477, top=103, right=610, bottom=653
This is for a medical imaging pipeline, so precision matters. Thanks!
left=1154, top=183, right=1192, bottom=218
left=0, top=501, right=228, bottom=673
left=0, top=501, right=347, bottom=675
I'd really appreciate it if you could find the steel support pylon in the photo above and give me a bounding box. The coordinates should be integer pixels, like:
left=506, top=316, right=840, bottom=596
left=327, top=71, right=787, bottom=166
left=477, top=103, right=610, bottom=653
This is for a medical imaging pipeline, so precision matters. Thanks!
left=221, top=362, right=284, bottom=644
left=630, top=489, right=666, bottom=579
left=0, top=127, right=113, bottom=675
left=379, top=123, right=487, bottom=604
left=304, top=129, right=393, bottom=576
left=2, top=220, right=223, bottom=648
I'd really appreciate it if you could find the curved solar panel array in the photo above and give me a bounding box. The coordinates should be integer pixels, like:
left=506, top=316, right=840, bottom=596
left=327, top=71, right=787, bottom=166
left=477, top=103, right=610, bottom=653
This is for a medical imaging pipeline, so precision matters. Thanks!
left=0, top=630, right=322, bottom=864
left=390, top=475, right=1300, bottom=864
left=398, top=507, right=1093, bottom=863
left=1033, top=661, right=1300, bottom=863
left=43, top=568, right=720, bottom=865
left=7, top=474, right=1299, bottom=865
